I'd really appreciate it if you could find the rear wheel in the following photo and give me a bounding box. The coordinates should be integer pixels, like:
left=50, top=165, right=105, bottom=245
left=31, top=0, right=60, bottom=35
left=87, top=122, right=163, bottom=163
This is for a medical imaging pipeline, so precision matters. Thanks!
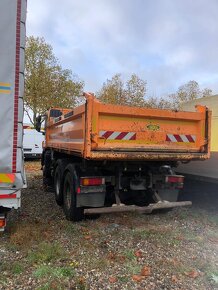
left=54, top=165, right=63, bottom=206
left=54, top=159, right=69, bottom=206
left=63, top=165, right=84, bottom=222
left=42, top=150, right=53, bottom=189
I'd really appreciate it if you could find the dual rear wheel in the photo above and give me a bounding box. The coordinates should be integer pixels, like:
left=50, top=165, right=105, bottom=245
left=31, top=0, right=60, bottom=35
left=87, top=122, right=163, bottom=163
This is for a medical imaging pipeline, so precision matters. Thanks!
left=54, top=162, right=84, bottom=221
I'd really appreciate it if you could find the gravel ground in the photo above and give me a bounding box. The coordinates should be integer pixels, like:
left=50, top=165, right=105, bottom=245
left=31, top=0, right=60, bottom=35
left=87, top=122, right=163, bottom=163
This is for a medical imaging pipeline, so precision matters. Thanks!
left=0, top=161, right=217, bottom=290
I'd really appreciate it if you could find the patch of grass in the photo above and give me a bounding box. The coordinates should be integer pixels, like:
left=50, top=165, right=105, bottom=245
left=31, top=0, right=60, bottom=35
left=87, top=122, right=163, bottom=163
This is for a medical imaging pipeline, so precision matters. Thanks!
left=124, top=250, right=136, bottom=261
left=34, top=265, right=76, bottom=290
left=210, top=273, right=218, bottom=284
left=203, top=265, right=218, bottom=284
left=132, top=228, right=152, bottom=239
left=87, top=256, right=109, bottom=271
left=11, top=262, right=24, bottom=274
left=0, top=277, right=7, bottom=287
left=208, top=215, right=218, bottom=226
left=34, top=263, right=87, bottom=289
left=64, top=222, right=81, bottom=236
left=9, top=222, right=51, bottom=249
left=189, top=210, right=203, bottom=219
left=0, top=261, right=24, bottom=275
left=176, top=208, right=190, bottom=220
left=34, top=265, right=75, bottom=279
left=206, top=229, right=218, bottom=242
left=176, top=264, right=193, bottom=274
left=193, top=259, right=213, bottom=274
left=28, top=242, right=66, bottom=264
left=132, top=227, right=182, bottom=248
left=125, top=261, right=141, bottom=275
left=118, top=275, right=129, bottom=282
left=183, top=230, right=204, bottom=245
left=37, top=279, right=67, bottom=290
left=188, top=209, right=218, bottom=226
left=170, top=238, right=181, bottom=246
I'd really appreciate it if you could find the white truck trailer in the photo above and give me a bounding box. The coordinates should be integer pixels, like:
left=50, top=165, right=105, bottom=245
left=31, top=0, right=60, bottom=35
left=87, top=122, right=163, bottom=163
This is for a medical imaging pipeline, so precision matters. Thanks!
left=0, top=0, right=27, bottom=231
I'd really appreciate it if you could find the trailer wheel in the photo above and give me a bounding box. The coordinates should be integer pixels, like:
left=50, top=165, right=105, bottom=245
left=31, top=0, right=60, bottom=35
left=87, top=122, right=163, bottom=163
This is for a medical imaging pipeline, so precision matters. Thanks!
left=63, top=166, right=84, bottom=222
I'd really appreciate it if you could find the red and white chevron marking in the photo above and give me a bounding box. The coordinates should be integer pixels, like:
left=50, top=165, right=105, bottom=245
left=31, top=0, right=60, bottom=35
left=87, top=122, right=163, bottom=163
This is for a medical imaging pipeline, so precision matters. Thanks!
left=166, top=134, right=196, bottom=143
left=99, top=131, right=136, bottom=140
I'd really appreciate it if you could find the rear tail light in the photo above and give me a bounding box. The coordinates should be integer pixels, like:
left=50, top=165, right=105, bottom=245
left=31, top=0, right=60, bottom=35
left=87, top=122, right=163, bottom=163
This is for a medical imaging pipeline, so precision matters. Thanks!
left=80, top=177, right=105, bottom=186
left=165, top=175, right=184, bottom=189
left=165, top=175, right=184, bottom=183
left=0, top=217, right=6, bottom=230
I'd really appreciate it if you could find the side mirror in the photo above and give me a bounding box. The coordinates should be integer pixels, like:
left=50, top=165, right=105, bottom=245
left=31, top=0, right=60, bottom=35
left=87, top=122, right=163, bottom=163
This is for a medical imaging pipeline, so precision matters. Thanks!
left=35, top=115, right=42, bottom=132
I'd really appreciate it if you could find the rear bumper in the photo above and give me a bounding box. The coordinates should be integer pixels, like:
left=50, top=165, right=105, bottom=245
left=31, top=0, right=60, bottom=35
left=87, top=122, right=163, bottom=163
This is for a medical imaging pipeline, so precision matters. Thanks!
left=24, top=153, right=42, bottom=159
left=0, top=190, right=21, bottom=209
left=84, top=200, right=192, bottom=215
left=89, top=151, right=209, bottom=161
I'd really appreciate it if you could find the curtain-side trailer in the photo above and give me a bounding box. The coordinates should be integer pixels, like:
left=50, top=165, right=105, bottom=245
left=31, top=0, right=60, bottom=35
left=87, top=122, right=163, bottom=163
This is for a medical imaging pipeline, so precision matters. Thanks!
left=0, top=0, right=27, bottom=231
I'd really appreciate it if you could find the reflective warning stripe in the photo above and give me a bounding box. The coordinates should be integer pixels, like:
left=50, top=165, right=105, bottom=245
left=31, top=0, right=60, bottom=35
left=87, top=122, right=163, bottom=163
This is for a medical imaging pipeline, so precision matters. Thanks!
left=99, top=131, right=136, bottom=140
left=0, top=194, right=16, bottom=199
left=166, top=134, right=196, bottom=143
left=0, top=174, right=15, bottom=184
left=0, top=82, right=11, bottom=94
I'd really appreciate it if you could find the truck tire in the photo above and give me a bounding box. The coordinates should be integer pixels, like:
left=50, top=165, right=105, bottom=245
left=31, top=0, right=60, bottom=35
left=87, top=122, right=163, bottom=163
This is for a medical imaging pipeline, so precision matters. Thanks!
left=54, top=163, right=63, bottom=206
left=63, top=165, right=84, bottom=222
left=54, top=159, right=69, bottom=206
left=43, top=150, right=53, bottom=187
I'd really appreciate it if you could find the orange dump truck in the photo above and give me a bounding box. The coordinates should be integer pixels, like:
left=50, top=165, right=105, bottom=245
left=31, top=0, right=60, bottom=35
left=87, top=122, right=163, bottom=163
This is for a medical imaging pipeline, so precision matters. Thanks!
left=39, top=93, right=211, bottom=221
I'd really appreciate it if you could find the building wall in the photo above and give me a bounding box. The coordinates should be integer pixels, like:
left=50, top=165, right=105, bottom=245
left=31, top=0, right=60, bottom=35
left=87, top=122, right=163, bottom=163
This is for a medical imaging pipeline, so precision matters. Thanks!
left=181, top=95, right=218, bottom=152
left=177, top=95, right=218, bottom=182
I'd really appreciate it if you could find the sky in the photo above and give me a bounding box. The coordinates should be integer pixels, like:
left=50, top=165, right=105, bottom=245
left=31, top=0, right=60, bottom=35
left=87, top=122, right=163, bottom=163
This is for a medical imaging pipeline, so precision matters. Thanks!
left=26, top=0, right=218, bottom=97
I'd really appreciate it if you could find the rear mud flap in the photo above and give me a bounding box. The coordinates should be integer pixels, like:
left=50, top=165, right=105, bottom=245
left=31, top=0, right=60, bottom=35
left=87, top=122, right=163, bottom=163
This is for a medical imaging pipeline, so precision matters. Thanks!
left=84, top=201, right=192, bottom=215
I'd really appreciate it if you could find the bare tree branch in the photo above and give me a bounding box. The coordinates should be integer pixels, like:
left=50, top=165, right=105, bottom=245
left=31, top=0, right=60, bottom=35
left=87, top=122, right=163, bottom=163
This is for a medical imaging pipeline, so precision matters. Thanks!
left=24, top=108, right=34, bottom=125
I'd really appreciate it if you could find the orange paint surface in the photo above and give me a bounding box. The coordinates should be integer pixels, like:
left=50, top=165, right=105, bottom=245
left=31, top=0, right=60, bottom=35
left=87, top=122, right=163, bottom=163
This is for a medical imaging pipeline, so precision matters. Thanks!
left=44, top=93, right=211, bottom=162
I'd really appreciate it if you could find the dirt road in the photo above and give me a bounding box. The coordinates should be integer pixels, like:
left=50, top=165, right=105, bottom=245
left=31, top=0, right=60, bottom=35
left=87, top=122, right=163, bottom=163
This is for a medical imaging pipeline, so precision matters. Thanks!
left=0, top=161, right=217, bottom=289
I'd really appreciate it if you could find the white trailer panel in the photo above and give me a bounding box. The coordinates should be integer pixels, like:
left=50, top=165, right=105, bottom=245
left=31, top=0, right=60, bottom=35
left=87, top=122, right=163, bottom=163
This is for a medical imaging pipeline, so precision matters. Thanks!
left=0, top=0, right=27, bottom=210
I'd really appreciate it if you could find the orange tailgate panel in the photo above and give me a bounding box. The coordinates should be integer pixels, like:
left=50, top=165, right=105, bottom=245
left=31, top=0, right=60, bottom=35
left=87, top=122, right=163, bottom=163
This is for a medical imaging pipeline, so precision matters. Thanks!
left=45, top=93, right=211, bottom=162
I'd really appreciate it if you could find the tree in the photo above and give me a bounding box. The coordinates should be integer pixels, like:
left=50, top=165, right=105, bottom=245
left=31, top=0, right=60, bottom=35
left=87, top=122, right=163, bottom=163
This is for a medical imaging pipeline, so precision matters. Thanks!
left=145, top=96, right=173, bottom=110
left=96, top=74, right=125, bottom=105
left=97, top=74, right=146, bottom=106
left=144, top=80, right=213, bottom=110
left=202, top=88, right=213, bottom=98
left=171, top=80, right=213, bottom=109
left=176, top=80, right=200, bottom=105
left=25, top=36, right=84, bottom=127
left=125, top=74, right=147, bottom=107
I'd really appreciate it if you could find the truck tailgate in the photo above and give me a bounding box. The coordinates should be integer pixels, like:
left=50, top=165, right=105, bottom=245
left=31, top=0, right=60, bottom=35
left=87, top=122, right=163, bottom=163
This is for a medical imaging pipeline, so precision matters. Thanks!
left=88, top=95, right=210, bottom=161
left=46, top=93, right=210, bottom=162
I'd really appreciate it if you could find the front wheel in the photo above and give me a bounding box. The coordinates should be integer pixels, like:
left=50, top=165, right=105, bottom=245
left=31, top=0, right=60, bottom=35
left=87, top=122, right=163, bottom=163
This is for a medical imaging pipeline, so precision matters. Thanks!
left=63, top=167, right=84, bottom=222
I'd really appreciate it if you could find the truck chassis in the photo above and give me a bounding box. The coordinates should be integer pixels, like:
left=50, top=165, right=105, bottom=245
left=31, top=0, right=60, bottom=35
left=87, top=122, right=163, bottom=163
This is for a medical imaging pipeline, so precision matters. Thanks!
left=42, top=149, right=191, bottom=221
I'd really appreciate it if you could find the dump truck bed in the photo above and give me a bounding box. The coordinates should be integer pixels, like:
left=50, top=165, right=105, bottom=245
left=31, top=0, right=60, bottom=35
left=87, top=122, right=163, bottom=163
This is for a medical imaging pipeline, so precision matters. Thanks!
left=45, top=93, right=211, bottom=161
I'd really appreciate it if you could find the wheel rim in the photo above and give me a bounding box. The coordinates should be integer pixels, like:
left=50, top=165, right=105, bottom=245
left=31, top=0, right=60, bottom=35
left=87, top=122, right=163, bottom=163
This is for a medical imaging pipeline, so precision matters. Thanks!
left=55, top=172, right=60, bottom=197
left=65, top=180, right=71, bottom=209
